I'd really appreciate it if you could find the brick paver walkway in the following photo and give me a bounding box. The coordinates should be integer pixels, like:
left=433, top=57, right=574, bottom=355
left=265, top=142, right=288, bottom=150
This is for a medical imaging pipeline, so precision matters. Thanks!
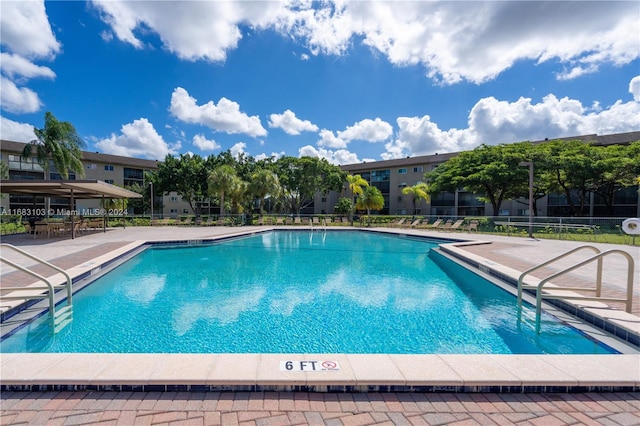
left=2, top=390, right=639, bottom=425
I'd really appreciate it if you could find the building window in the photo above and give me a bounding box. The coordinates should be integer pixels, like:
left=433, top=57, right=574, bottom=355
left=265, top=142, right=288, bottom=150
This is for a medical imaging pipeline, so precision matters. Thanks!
left=104, top=179, right=114, bottom=184
left=104, top=165, right=114, bottom=171
left=123, top=167, right=144, bottom=187
left=413, top=166, right=423, bottom=173
left=321, top=197, right=327, bottom=202
left=87, top=164, right=97, bottom=170
left=170, top=196, right=178, bottom=202
left=182, top=208, right=189, bottom=214
left=170, top=209, right=178, bottom=214
left=398, top=182, right=407, bottom=188
left=398, top=168, right=407, bottom=174
left=398, top=196, right=403, bottom=202
left=7, top=155, right=43, bottom=172
left=371, top=170, right=390, bottom=182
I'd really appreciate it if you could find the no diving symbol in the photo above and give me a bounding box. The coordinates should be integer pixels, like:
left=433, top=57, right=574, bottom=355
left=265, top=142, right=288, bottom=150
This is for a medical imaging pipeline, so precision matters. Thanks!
left=321, top=360, right=339, bottom=370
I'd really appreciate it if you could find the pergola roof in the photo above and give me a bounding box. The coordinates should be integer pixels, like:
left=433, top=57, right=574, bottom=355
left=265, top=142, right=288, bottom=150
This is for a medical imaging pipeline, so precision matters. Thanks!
left=0, top=180, right=143, bottom=199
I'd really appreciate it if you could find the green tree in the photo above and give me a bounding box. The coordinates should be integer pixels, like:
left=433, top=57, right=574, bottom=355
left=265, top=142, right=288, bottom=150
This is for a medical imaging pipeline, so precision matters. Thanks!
left=426, top=143, right=532, bottom=215
left=274, top=156, right=345, bottom=214
left=22, top=111, right=86, bottom=180
left=356, top=185, right=384, bottom=226
left=402, top=182, right=431, bottom=215
left=0, top=161, right=8, bottom=179
left=346, top=174, right=369, bottom=199
left=538, top=140, right=598, bottom=216
left=345, top=173, right=369, bottom=223
left=151, top=153, right=210, bottom=217
left=208, top=164, right=239, bottom=217
left=587, top=142, right=640, bottom=215
left=249, top=168, right=281, bottom=215
left=334, top=197, right=353, bottom=215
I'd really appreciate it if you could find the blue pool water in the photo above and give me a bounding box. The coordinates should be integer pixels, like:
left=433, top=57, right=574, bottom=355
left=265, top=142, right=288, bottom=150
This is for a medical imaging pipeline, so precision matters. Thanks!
left=1, top=231, right=614, bottom=354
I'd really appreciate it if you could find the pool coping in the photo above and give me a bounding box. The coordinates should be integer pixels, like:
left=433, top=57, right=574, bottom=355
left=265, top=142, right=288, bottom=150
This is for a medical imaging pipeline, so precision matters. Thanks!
left=1, top=227, right=639, bottom=393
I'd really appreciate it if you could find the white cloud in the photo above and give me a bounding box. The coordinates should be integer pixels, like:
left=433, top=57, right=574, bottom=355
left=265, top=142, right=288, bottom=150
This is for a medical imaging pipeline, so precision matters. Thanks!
left=91, top=2, right=638, bottom=84
left=95, top=118, right=180, bottom=160
left=169, top=87, right=267, bottom=137
left=630, top=76, right=640, bottom=102
left=317, top=118, right=393, bottom=150
left=0, top=52, right=56, bottom=80
left=299, top=145, right=360, bottom=165
left=0, top=2, right=60, bottom=116
left=0, top=116, right=35, bottom=142
left=338, top=117, right=393, bottom=142
left=192, top=134, right=220, bottom=151
left=384, top=79, right=640, bottom=159
left=268, top=109, right=318, bottom=135
left=0, top=0, right=60, bottom=59
left=0, top=76, right=42, bottom=113
left=317, top=129, right=346, bottom=149
left=255, top=151, right=285, bottom=161
left=92, top=0, right=284, bottom=62
left=230, top=142, right=247, bottom=159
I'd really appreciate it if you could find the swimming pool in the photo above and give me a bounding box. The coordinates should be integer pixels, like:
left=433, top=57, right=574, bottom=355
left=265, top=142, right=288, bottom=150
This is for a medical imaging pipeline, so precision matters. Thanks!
left=0, top=230, right=615, bottom=354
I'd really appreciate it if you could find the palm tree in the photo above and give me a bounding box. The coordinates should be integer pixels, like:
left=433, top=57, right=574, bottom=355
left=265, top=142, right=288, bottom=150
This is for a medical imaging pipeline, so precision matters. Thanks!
left=249, top=169, right=281, bottom=215
left=22, top=111, right=86, bottom=180
left=402, top=182, right=431, bottom=215
left=21, top=112, right=86, bottom=218
left=346, top=174, right=369, bottom=223
left=228, top=175, right=248, bottom=215
left=208, top=164, right=238, bottom=217
left=356, top=186, right=384, bottom=226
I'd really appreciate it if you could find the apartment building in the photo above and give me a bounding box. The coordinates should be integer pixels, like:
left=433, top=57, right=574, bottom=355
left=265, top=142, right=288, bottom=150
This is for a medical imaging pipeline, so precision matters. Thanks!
left=316, top=132, right=640, bottom=218
left=2, top=130, right=639, bottom=219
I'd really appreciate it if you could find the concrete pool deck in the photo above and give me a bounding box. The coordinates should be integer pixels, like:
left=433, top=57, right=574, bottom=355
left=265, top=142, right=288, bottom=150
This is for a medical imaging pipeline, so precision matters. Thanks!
left=1, top=225, right=639, bottom=424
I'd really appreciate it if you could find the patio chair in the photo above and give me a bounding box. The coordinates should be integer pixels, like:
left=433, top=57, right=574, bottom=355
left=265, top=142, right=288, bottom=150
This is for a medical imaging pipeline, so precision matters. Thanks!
left=465, top=220, right=479, bottom=233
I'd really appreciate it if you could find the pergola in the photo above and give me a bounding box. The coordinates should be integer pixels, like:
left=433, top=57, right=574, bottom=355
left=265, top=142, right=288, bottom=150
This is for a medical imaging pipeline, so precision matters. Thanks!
left=0, top=180, right=143, bottom=239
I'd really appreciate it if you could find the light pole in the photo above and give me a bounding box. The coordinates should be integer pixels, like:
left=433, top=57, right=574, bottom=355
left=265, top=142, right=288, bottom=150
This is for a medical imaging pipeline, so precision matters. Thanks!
left=149, top=181, right=154, bottom=225
left=519, top=161, right=534, bottom=238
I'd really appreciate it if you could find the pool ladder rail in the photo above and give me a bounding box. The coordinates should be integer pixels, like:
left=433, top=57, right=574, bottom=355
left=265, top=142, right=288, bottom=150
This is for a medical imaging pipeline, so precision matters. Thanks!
left=0, top=243, right=73, bottom=334
left=516, top=245, right=635, bottom=334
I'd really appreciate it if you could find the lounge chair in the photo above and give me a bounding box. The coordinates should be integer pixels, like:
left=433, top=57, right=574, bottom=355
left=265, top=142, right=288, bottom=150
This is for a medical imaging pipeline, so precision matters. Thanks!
left=441, top=219, right=464, bottom=231
left=178, top=217, right=193, bottom=226
left=405, top=218, right=422, bottom=228
left=276, top=217, right=284, bottom=225
left=294, top=217, right=302, bottom=225
left=391, top=218, right=405, bottom=227
left=422, top=219, right=442, bottom=229
left=437, top=219, right=453, bottom=230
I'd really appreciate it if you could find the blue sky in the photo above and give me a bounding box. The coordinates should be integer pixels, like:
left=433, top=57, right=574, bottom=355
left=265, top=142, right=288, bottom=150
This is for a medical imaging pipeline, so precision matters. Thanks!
left=1, top=1, right=639, bottom=165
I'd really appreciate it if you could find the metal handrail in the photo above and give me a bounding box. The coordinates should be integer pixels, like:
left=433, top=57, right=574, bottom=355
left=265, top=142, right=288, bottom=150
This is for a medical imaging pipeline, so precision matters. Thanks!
left=517, top=245, right=602, bottom=308
left=0, top=258, right=56, bottom=322
left=0, top=243, right=74, bottom=332
left=533, top=249, right=635, bottom=333
left=0, top=243, right=73, bottom=305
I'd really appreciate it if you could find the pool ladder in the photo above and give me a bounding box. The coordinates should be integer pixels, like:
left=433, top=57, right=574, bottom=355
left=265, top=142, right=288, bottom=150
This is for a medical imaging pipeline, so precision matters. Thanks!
left=516, top=245, right=635, bottom=334
left=0, top=243, right=74, bottom=334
